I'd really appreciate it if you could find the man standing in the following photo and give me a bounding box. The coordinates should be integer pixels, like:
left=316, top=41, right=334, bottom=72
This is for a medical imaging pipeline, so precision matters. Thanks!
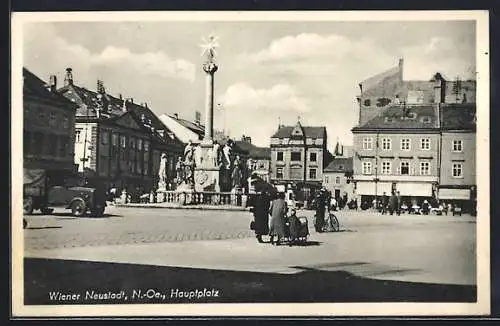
left=396, top=191, right=402, bottom=216
left=269, top=192, right=288, bottom=245
left=389, top=191, right=398, bottom=215
left=252, top=190, right=271, bottom=243
left=381, top=192, right=389, bottom=214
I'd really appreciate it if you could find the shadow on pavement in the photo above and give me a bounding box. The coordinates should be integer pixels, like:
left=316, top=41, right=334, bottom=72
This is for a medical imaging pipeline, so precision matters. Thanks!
left=24, top=258, right=476, bottom=305
left=26, top=226, right=63, bottom=230
left=51, top=213, right=123, bottom=219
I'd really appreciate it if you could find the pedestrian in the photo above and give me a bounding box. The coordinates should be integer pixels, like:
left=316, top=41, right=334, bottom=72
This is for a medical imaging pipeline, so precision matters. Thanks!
left=422, top=199, right=430, bottom=215
left=330, top=196, right=337, bottom=211
left=288, top=208, right=300, bottom=245
left=442, top=201, right=448, bottom=215
left=252, top=190, right=271, bottom=243
left=314, top=187, right=328, bottom=232
left=389, top=191, right=398, bottom=215
left=396, top=191, right=402, bottom=216
left=269, top=191, right=288, bottom=245
left=381, top=192, right=388, bottom=214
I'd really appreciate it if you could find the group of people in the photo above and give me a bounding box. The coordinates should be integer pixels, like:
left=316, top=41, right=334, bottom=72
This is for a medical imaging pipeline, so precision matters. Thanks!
left=379, top=191, right=403, bottom=215
left=250, top=190, right=305, bottom=246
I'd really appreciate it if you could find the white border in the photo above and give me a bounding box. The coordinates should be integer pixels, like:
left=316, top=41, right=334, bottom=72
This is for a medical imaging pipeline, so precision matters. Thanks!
left=11, top=10, right=490, bottom=317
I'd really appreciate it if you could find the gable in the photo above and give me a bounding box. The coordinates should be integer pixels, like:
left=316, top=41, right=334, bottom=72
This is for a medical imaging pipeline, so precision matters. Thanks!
left=291, top=123, right=304, bottom=137
left=114, top=113, right=144, bottom=131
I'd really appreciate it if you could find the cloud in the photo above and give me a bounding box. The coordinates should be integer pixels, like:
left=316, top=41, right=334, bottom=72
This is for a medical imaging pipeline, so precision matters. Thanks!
left=23, top=23, right=195, bottom=82
left=240, top=33, right=375, bottom=63
left=220, top=82, right=310, bottom=113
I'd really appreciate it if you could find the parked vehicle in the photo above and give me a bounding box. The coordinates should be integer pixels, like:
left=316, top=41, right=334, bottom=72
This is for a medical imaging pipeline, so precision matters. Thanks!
left=23, top=168, right=107, bottom=217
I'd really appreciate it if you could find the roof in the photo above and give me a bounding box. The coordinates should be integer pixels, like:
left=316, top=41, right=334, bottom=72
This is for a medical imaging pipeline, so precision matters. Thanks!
left=23, top=68, right=76, bottom=109
left=353, top=104, right=439, bottom=131
left=57, top=84, right=183, bottom=146
left=234, top=141, right=271, bottom=159
left=324, top=157, right=353, bottom=173
left=271, top=126, right=326, bottom=139
left=440, top=103, right=476, bottom=131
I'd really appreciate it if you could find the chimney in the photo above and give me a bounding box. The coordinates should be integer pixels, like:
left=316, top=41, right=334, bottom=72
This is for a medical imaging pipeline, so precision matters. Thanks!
left=142, top=102, right=148, bottom=108
left=195, top=111, right=201, bottom=125
left=97, top=80, right=105, bottom=94
left=433, top=73, right=443, bottom=104
left=49, top=75, right=57, bottom=92
left=130, top=98, right=134, bottom=103
left=174, top=113, right=179, bottom=119
left=64, top=67, right=73, bottom=86
left=398, top=58, right=404, bottom=80
left=118, top=93, right=123, bottom=100
left=122, top=99, right=127, bottom=112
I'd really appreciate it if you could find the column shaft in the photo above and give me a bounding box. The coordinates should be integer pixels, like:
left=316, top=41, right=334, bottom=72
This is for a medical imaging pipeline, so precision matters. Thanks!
left=204, top=72, right=214, bottom=141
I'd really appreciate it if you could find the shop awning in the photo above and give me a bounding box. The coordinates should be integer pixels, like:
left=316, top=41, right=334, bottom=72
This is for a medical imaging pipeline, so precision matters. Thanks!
left=356, top=181, right=392, bottom=195
left=439, top=188, right=470, bottom=200
left=396, top=182, right=433, bottom=197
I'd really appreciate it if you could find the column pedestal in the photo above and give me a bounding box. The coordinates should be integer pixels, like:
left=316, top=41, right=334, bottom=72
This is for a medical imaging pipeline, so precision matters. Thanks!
left=194, top=140, right=220, bottom=192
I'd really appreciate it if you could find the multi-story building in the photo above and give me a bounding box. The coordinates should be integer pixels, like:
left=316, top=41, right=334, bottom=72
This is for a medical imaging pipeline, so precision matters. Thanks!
left=323, top=157, right=354, bottom=200
left=353, top=59, right=476, bottom=209
left=57, top=68, right=184, bottom=193
left=352, top=104, right=440, bottom=205
left=438, top=103, right=476, bottom=210
left=23, top=67, right=77, bottom=184
left=270, top=120, right=328, bottom=200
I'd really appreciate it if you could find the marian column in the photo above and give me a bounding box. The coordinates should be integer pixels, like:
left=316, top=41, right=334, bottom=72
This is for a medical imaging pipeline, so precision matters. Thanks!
left=194, top=34, right=222, bottom=192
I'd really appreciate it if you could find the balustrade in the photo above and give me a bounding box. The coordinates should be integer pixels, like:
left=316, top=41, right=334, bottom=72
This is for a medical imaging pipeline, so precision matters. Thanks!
left=154, top=190, right=247, bottom=207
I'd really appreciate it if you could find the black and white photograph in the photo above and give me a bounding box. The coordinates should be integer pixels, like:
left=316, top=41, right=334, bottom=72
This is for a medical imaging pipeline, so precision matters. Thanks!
left=11, top=11, right=490, bottom=317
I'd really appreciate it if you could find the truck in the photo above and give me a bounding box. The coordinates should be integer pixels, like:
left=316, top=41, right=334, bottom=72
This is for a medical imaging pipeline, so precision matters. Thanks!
left=23, top=168, right=107, bottom=222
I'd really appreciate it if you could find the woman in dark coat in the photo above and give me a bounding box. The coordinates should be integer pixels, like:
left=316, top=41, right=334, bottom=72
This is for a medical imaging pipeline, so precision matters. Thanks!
left=269, top=192, right=288, bottom=245
left=252, top=191, right=271, bottom=243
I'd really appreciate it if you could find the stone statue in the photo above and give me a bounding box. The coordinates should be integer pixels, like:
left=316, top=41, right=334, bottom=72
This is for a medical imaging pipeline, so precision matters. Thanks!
left=232, top=155, right=242, bottom=189
left=184, top=140, right=194, bottom=160
left=175, top=157, right=184, bottom=185
left=194, top=144, right=203, bottom=167
left=158, top=153, right=168, bottom=190
left=211, top=141, right=221, bottom=166
left=184, top=150, right=195, bottom=185
left=222, top=142, right=232, bottom=170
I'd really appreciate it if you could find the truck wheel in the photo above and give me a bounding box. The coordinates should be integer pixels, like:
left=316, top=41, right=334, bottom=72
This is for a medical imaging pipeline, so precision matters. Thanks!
left=71, top=200, right=87, bottom=217
left=23, top=197, right=34, bottom=215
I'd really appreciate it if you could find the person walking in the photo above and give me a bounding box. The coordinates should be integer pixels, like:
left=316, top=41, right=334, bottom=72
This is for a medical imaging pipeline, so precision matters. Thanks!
left=381, top=192, right=389, bottom=214
left=269, top=192, right=288, bottom=245
left=252, top=191, right=271, bottom=243
left=396, top=191, right=402, bottom=216
left=389, top=191, right=398, bottom=215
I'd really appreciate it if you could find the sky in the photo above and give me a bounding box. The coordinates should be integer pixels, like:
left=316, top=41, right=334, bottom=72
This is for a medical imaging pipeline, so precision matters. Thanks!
left=22, top=20, right=476, bottom=151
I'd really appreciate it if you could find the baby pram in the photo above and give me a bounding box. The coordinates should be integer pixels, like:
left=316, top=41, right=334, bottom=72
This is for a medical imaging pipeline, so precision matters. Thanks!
left=285, top=215, right=310, bottom=243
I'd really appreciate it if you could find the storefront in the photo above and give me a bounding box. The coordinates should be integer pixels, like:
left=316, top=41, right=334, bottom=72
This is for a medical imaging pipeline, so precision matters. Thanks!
left=396, top=182, right=433, bottom=197
left=355, top=181, right=392, bottom=196
left=438, top=187, right=471, bottom=200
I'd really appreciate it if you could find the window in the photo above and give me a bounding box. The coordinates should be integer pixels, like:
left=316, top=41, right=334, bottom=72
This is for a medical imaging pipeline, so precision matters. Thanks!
left=291, top=152, right=301, bottom=161
left=452, top=163, right=463, bottom=178
left=324, top=176, right=329, bottom=183
left=62, top=116, right=69, bottom=130
left=382, top=138, right=391, bottom=150
left=400, top=138, right=411, bottom=151
left=362, top=137, right=373, bottom=150
left=309, top=168, right=317, bottom=179
left=362, top=161, right=372, bottom=175
left=420, top=138, right=431, bottom=150
left=111, top=133, right=118, bottom=147
left=276, top=167, right=283, bottom=179
left=453, top=140, right=463, bottom=152
left=309, top=152, right=317, bottom=162
left=120, top=135, right=127, bottom=148
left=129, top=137, right=136, bottom=149
left=75, top=129, right=82, bottom=143
left=48, top=134, right=58, bottom=156
left=101, top=131, right=109, bottom=145
left=59, top=136, right=69, bottom=157
left=144, top=141, right=150, bottom=152
left=382, top=161, right=391, bottom=175
left=276, top=151, right=284, bottom=161
left=400, top=161, right=410, bottom=175
left=335, top=176, right=341, bottom=184
left=363, top=99, right=371, bottom=106
left=420, top=161, right=430, bottom=175
left=49, top=112, right=57, bottom=127
left=38, top=109, right=46, bottom=123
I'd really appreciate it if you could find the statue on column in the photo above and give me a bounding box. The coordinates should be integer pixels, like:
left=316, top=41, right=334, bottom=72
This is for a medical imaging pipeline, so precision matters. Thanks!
left=211, top=140, right=221, bottom=166
left=221, top=139, right=233, bottom=191
left=158, top=153, right=168, bottom=190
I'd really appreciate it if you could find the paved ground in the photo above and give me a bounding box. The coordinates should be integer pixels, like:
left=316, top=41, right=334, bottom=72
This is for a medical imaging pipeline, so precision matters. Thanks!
left=23, top=207, right=477, bottom=304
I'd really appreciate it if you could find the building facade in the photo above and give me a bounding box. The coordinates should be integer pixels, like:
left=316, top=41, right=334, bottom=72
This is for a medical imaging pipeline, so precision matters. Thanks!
left=323, top=157, right=354, bottom=200
left=352, top=105, right=440, bottom=205
left=438, top=103, right=476, bottom=209
left=23, top=68, right=77, bottom=184
left=236, top=136, right=271, bottom=183
left=270, top=120, right=328, bottom=200
left=57, top=68, right=184, bottom=193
